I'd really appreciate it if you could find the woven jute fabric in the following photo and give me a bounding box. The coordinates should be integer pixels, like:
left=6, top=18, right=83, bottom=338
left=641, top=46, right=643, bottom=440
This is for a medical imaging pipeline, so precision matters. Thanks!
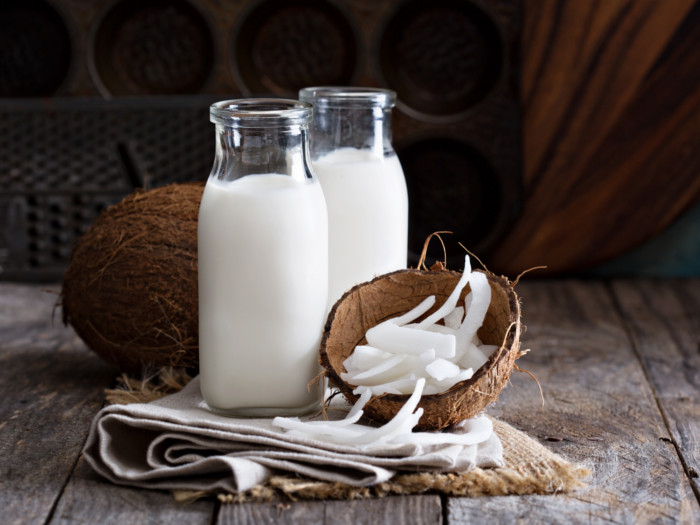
left=203, top=418, right=590, bottom=504
left=105, top=370, right=590, bottom=504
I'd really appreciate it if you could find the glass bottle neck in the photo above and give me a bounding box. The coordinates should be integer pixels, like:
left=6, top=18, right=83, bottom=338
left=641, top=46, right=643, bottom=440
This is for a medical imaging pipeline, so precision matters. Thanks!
left=210, top=123, right=313, bottom=183
left=308, top=105, right=395, bottom=161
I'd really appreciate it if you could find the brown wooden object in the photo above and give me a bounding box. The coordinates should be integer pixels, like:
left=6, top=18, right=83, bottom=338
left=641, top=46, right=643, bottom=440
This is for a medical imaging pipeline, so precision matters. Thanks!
left=490, top=0, right=700, bottom=275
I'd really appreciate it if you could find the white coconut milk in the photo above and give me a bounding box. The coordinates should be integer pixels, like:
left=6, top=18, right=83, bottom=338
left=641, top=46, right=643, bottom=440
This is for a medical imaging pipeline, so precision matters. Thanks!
left=198, top=174, right=328, bottom=415
left=312, top=148, right=408, bottom=306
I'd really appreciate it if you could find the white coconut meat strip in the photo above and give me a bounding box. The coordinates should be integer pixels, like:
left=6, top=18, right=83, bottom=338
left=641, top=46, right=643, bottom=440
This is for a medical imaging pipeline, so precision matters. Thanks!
left=346, top=388, right=373, bottom=420
left=455, top=271, right=491, bottom=360
left=391, top=415, right=493, bottom=446
left=423, top=368, right=474, bottom=395
left=361, top=293, right=456, bottom=359
left=443, top=306, right=464, bottom=330
left=390, top=295, right=437, bottom=326
left=414, top=256, right=471, bottom=330
left=350, top=355, right=476, bottom=396
left=406, top=322, right=457, bottom=336
left=272, top=378, right=427, bottom=447
left=341, top=354, right=415, bottom=386
left=350, top=378, right=425, bottom=446
left=425, top=358, right=461, bottom=381
left=365, top=322, right=456, bottom=359
left=458, top=343, right=495, bottom=371
left=419, top=348, right=436, bottom=364
left=353, top=376, right=419, bottom=396
left=273, top=378, right=493, bottom=450
left=343, top=345, right=393, bottom=371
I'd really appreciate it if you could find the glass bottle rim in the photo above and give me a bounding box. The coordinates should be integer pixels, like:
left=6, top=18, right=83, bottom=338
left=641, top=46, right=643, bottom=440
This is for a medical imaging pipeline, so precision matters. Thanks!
left=210, top=98, right=312, bottom=127
left=299, top=86, right=396, bottom=109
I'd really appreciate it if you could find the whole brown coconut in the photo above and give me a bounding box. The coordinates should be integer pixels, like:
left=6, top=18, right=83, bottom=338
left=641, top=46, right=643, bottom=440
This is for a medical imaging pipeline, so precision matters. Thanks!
left=61, top=183, right=203, bottom=375
left=320, top=263, right=523, bottom=431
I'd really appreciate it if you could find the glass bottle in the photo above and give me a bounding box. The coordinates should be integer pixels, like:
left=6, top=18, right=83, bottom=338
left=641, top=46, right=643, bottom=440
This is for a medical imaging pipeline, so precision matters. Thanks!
left=299, top=87, right=408, bottom=307
left=198, top=99, right=328, bottom=416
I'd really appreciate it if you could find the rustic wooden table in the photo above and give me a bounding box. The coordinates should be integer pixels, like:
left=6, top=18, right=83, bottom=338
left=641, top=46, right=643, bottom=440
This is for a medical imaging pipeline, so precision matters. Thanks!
left=1, top=279, right=699, bottom=524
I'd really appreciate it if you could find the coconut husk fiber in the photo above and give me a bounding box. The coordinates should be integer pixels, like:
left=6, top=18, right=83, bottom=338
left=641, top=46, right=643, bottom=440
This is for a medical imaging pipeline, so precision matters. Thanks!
left=320, top=263, right=523, bottom=431
left=61, top=182, right=203, bottom=376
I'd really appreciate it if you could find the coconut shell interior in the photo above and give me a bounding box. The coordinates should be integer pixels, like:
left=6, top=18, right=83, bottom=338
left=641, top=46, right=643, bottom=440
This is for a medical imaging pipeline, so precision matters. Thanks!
left=320, top=266, right=522, bottom=431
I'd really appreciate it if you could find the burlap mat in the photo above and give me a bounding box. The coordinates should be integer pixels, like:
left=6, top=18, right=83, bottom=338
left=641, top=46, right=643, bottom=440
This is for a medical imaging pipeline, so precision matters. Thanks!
left=106, top=369, right=590, bottom=504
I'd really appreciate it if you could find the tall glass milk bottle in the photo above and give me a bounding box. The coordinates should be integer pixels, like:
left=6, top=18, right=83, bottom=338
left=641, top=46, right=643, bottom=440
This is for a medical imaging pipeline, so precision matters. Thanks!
left=198, top=99, right=328, bottom=416
left=299, top=87, right=408, bottom=308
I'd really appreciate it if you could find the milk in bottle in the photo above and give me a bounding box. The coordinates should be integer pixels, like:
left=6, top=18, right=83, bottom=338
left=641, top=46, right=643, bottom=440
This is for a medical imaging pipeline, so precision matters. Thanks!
left=299, top=87, right=408, bottom=307
left=198, top=99, right=328, bottom=416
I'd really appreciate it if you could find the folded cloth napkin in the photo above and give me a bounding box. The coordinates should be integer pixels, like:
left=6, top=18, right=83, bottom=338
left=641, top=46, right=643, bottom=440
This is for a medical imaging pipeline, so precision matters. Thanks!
left=83, top=376, right=503, bottom=493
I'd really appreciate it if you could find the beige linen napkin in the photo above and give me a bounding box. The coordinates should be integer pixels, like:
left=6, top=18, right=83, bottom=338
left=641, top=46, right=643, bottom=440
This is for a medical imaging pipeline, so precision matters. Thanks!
left=83, top=376, right=503, bottom=493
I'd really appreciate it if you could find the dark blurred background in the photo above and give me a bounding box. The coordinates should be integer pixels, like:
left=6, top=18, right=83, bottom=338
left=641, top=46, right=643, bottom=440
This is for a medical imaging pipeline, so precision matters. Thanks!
left=1, top=0, right=698, bottom=282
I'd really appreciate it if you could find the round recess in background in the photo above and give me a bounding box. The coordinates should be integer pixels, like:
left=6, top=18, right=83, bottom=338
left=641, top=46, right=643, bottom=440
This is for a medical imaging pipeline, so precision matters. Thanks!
left=89, top=0, right=215, bottom=96
left=0, top=0, right=73, bottom=97
left=398, top=137, right=504, bottom=267
left=378, top=0, right=503, bottom=121
left=232, top=0, right=358, bottom=97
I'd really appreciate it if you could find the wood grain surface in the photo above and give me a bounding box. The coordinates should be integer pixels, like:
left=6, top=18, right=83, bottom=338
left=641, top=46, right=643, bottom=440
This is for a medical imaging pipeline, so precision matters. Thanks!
left=220, top=495, right=442, bottom=525
left=50, top=457, right=215, bottom=525
left=0, top=286, right=217, bottom=525
left=1, top=281, right=698, bottom=523
left=449, top=280, right=700, bottom=523
left=0, top=286, right=116, bottom=525
left=489, top=0, right=700, bottom=275
left=612, top=279, right=700, bottom=499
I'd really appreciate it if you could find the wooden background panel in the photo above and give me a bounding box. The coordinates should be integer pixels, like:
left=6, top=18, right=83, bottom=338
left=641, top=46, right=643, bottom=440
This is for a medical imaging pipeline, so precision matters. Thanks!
left=489, top=0, right=700, bottom=276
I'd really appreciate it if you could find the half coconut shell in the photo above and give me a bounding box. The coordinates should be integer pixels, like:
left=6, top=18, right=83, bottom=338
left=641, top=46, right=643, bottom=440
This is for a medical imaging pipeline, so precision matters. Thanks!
left=320, top=264, right=523, bottom=431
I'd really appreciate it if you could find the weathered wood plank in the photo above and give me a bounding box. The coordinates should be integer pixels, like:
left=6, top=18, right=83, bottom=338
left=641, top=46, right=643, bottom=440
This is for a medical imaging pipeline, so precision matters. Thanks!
left=50, top=457, right=215, bottom=525
left=611, top=279, right=700, bottom=500
left=218, top=495, right=442, bottom=525
left=0, top=283, right=216, bottom=524
left=0, top=284, right=117, bottom=525
left=448, top=280, right=699, bottom=523
left=3, top=280, right=698, bottom=523
left=449, top=492, right=698, bottom=524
